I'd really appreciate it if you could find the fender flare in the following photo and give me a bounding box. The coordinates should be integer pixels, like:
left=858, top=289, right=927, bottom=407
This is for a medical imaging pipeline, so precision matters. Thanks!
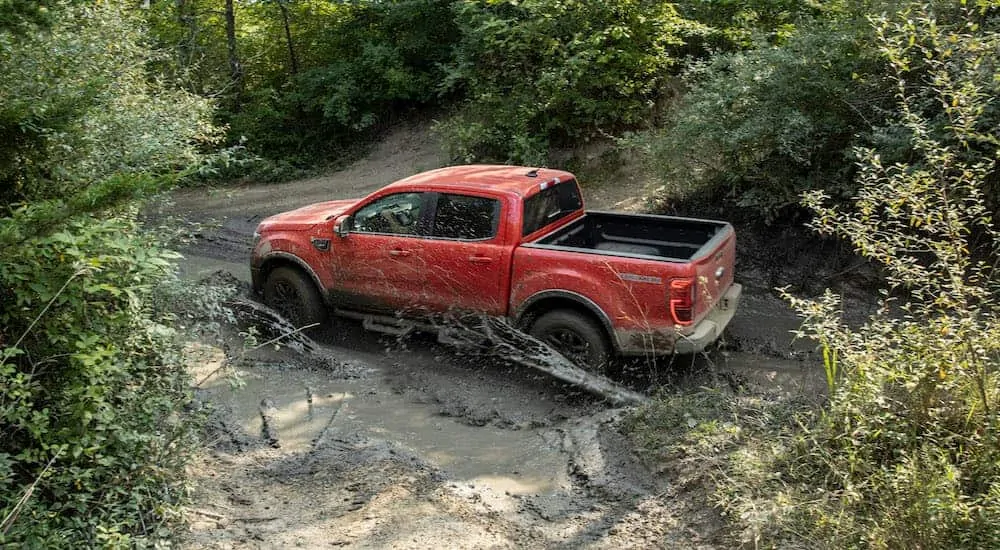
left=514, top=290, right=619, bottom=350
left=256, top=252, right=326, bottom=302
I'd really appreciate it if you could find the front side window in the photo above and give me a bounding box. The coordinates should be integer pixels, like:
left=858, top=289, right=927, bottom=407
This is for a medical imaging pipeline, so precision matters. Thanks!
left=352, top=192, right=425, bottom=235
left=432, top=194, right=500, bottom=240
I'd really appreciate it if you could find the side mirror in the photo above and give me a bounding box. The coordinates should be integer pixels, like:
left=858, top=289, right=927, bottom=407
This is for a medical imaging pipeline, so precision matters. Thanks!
left=334, top=216, right=351, bottom=238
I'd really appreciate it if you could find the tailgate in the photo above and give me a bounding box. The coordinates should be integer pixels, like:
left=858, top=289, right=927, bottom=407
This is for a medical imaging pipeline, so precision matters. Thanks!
left=690, top=225, right=736, bottom=322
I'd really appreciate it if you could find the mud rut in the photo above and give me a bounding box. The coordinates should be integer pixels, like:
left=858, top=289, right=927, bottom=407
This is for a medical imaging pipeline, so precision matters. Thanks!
left=165, top=123, right=825, bottom=549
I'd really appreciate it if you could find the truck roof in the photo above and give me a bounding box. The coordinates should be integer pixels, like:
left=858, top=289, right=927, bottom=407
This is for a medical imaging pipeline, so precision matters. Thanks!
left=382, top=165, right=576, bottom=198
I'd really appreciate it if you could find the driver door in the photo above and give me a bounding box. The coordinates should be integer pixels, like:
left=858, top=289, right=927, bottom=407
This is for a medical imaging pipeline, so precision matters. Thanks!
left=332, top=192, right=431, bottom=313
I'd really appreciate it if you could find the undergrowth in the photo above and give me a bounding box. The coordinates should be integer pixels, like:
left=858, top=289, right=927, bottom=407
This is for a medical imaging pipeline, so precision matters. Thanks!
left=629, top=5, right=1000, bottom=549
left=0, top=212, right=199, bottom=547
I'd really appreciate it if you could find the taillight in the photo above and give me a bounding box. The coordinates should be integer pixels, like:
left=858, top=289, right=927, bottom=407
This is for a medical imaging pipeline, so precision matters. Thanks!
left=669, top=278, right=695, bottom=326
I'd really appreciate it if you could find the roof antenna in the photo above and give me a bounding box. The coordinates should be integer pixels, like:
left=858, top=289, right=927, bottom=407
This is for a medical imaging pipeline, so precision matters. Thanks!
left=525, top=169, right=539, bottom=178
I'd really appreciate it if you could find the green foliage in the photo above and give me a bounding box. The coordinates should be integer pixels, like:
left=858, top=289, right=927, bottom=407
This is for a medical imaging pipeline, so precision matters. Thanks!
left=288, top=0, right=457, bottom=130
left=673, top=0, right=825, bottom=46
left=0, top=213, right=197, bottom=547
left=440, top=0, right=709, bottom=164
left=0, top=4, right=220, bottom=206
left=624, top=384, right=812, bottom=549
left=235, top=0, right=458, bottom=153
left=0, top=3, right=219, bottom=545
left=645, top=14, right=887, bottom=220
left=645, top=0, right=1000, bottom=222
left=0, top=0, right=61, bottom=33
left=717, top=5, right=1000, bottom=548
left=146, top=0, right=458, bottom=160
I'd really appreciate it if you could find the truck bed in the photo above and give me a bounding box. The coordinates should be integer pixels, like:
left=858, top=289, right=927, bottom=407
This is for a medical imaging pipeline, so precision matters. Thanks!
left=530, top=211, right=730, bottom=262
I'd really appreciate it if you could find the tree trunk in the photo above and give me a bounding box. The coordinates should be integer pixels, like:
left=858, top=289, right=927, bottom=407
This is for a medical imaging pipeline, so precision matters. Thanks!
left=175, top=0, right=202, bottom=94
left=224, top=0, right=243, bottom=111
left=278, top=0, right=298, bottom=76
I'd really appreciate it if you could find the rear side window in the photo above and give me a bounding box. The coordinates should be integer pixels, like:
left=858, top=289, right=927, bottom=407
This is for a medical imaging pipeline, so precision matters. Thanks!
left=432, top=194, right=501, bottom=240
left=522, top=180, right=583, bottom=236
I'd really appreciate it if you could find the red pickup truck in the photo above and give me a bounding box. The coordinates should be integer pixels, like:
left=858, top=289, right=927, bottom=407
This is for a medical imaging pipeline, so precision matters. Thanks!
left=251, top=165, right=741, bottom=371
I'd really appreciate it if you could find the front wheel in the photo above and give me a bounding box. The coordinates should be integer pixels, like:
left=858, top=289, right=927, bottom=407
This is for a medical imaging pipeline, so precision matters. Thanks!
left=263, top=266, right=327, bottom=329
left=529, top=310, right=611, bottom=374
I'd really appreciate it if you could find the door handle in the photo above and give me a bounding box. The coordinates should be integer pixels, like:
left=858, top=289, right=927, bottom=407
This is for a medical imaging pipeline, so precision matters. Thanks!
left=468, top=255, right=493, bottom=264
left=389, top=249, right=412, bottom=257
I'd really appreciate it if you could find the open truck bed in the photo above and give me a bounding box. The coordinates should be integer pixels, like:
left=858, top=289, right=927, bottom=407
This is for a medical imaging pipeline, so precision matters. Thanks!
left=531, top=211, right=731, bottom=262
left=515, top=209, right=738, bottom=356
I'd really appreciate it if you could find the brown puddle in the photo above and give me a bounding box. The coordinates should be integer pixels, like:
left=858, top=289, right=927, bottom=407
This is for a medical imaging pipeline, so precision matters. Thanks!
left=200, top=364, right=572, bottom=496
left=718, top=350, right=827, bottom=398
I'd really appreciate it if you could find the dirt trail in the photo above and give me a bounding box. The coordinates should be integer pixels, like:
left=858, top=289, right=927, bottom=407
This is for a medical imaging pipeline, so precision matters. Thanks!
left=166, top=122, right=823, bottom=549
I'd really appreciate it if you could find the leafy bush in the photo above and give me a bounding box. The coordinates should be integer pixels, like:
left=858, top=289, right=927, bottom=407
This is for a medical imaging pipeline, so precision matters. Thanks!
left=0, top=4, right=220, bottom=204
left=645, top=15, right=888, bottom=220
left=153, top=0, right=459, bottom=160
left=0, top=4, right=219, bottom=546
left=715, top=6, right=1000, bottom=548
left=440, top=0, right=709, bottom=164
left=0, top=212, right=197, bottom=547
left=287, top=0, right=457, bottom=133
left=672, top=0, right=825, bottom=47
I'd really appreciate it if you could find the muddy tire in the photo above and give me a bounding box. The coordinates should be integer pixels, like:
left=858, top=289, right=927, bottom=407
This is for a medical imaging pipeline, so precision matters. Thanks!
left=263, top=266, right=327, bottom=329
left=529, top=310, right=611, bottom=374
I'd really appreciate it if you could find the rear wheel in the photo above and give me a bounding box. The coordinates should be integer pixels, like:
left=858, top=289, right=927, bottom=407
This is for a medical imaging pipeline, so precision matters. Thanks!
left=529, top=309, right=611, bottom=374
left=263, top=266, right=327, bottom=328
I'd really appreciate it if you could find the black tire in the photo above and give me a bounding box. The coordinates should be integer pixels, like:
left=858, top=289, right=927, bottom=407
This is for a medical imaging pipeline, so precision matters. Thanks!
left=263, top=266, right=328, bottom=328
left=529, top=309, right=611, bottom=374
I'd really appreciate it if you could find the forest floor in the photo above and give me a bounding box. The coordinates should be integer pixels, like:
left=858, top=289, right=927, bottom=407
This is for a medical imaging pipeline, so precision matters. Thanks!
left=159, top=122, right=864, bottom=549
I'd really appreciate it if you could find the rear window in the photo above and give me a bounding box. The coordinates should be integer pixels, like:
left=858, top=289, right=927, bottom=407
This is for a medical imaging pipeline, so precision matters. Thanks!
left=522, top=180, right=583, bottom=236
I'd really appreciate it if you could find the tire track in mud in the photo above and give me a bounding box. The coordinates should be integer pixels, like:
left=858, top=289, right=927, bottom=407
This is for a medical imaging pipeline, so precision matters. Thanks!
left=185, top=341, right=677, bottom=549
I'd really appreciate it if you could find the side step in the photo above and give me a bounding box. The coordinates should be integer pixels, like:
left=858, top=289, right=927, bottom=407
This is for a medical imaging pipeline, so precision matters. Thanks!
left=362, top=317, right=414, bottom=337
left=334, top=309, right=416, bottom=337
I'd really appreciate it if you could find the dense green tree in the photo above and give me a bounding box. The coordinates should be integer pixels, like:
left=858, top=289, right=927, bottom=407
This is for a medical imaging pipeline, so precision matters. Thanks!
left=0, top=4, right=219, bottom=207
left=722, top=5, right=1000, bottom=547
left=0, top=0, right=61, bottom=33
left=646, top=0, right=1000, bottom=221
left=672, top=0, right=824, bottom=46
left=438, top=0, right=709, bottom=164
left=648, top=17, right=888, bottom=219
left=145, top=0, right=458, bottom=159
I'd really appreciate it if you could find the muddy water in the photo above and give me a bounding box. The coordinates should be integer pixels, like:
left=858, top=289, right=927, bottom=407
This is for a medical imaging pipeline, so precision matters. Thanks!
left=717, top=350, right=826, bottom=397
left=202, top=364, right=572, bottom=496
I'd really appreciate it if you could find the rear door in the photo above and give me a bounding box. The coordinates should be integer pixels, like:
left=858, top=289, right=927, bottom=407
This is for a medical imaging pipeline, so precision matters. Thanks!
left=332, top=192, right=430, bottom=313
left=417, top=192, right=509, bottom=316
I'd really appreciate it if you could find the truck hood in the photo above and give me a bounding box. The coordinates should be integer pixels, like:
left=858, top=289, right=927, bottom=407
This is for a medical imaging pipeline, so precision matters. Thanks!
left=257, top=199, right=359, bottom=232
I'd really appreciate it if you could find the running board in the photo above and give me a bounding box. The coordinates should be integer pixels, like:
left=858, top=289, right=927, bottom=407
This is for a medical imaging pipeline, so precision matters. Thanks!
left=334, top=309, right=417, bottom=337
left=362, top=317, right=414, bottom=336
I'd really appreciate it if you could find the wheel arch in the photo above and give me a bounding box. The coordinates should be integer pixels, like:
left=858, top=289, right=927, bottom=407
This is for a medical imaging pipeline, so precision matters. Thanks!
left=255, top=253, right=326, bottom=303
left=514, top=290, right=618, bottom=352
